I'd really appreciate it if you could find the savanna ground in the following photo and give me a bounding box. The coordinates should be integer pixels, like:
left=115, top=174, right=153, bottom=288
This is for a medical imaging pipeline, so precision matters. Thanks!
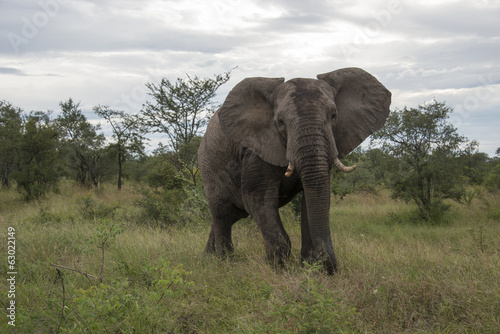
left=0, top=180, right=499, bottom=333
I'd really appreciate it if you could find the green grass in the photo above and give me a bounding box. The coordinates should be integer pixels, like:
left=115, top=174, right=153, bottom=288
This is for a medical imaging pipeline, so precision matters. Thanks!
left=1, top=181, right=499, bottom=333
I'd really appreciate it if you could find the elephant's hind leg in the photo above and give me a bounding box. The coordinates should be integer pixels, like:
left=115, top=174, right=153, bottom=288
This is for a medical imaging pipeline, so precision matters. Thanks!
left=205, top=204, right=247, bottom=257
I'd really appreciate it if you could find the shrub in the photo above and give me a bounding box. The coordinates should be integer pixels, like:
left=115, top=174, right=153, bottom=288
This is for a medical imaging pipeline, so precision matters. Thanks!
left=136, top=186, right=184, bottom=226
left=264, top=263, right=359, bottom=333
left=78, top=194, right=117, bottom=220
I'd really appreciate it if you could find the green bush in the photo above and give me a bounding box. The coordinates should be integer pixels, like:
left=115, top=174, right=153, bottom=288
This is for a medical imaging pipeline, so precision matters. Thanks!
left=483, top=170, right=500, bottom=192
left=136, top=186, right=184, bottom=226
left=26, top=206, right=66, bottom=225
left=72, top=280, right=140, bottom=332
left=78, top=195, right=118, bottom=220
left=263, top=264, right=359, bottom=333
left=136, top=184, right=211, bottom=227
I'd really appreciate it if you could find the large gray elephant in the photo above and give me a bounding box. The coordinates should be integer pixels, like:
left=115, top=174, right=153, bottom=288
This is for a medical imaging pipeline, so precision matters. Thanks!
left=198, top=67, right=391, bottom=274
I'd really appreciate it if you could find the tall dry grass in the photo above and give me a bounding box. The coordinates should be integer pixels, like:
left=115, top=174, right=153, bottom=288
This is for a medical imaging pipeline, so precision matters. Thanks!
left=0, top=182, right=498, bottom=333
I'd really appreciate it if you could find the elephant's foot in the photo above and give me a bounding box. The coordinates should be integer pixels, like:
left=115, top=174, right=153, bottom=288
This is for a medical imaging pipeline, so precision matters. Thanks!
left=300, top=245, right=337, bottom=275
left=264, top=236, right=292, bottom=267
left=301, top=255, right=337, bottom=275
left=205, top=242, right=234, bottom=258
left=314, top=248, right=338, bottom=275
left=205, top=237, right=234, bottom=259
left=205, top=229, right=215, bottom=252
left=205, top=221, right=236, bottom=258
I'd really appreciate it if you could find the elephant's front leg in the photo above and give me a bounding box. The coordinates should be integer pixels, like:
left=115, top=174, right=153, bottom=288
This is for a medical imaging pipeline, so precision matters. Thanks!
left=241, top=153, right=291, bottom=266
left=299, top=194, right=338, bottom=272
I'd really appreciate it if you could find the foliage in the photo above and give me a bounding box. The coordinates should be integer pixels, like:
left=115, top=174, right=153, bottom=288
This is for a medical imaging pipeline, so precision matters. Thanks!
left=483, top=147, right=500, bottom=192
left=2, top=183, right=499, bottom=333
left=153, top=136, right=203, bottom=187
left=136, top=186, right=185, bottom=225
left=371, top=100, right=475, bottom=221
left=0, top=100, right=23, bottom=188
left=93, top=218, right=126, bottom=250
left=78, top=194, right=118, bottom=220
left=331, top=147, right=382, bottom=202
left=13, top=111, right=60, bottom=200
left=141, top=71, right=231, bottom=205
left=94, top=105, right=147, bottom=190
left=0, top=106, right=60, bottom=199
left=136, top=171, right=210, bottom=227
left=136, top=139, right=211, bottom=227
left=72, top=280, right=140, bottom=332
left=134, top=151, right=186, bottom=226
left=266, top=263, right=359, bottom=333
left=26, top=206, right=65, bottom=225
left=141, top=71, right=231, bottom=152
left=150, top=259, right=194, bottom=298
left=460, top=144, right=490, bottom=185
left=141, top=155, right=182, bottom=189
left=56, top=98, right=111, bottom=189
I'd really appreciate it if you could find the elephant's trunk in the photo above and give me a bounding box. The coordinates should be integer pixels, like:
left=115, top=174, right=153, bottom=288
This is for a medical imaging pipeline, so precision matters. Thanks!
left=293, top=129, right=337, bottom=274
left=300, top=162, right=337, bottom=274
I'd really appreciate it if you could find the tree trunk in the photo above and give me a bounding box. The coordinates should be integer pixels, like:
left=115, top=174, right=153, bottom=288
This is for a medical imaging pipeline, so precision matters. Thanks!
left=118, top=149, right=122, bottom=191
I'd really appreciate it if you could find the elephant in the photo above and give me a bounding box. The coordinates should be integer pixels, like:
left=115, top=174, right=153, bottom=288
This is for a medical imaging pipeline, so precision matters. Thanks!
left=198, top=67, right=391, bottom=274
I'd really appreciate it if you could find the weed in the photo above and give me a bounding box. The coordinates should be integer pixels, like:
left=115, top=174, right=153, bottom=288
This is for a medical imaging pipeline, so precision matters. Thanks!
left=462, top=187, right=480, bottom=209
left=489, top=207, right=500, bottom=221
left=135, top=186, right=184, bottom=225
left=263, top=262, right=359, bottom=333
left=78, top=194, right=117, bottom=220
left=150, top=259, right=195, bottom=301
left=469, top=224, right=487, bottom=253
left=73, top=280, right=135, bottom=332
left=26, top=206, right=62, bottom=224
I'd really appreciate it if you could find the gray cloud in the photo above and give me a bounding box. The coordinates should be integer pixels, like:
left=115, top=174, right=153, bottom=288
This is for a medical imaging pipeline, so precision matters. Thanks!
left=0, top=67, right=26, bottom=75
left=393, top=2, right=500, bottom=39
left=0, top=0, right=498, bottom=154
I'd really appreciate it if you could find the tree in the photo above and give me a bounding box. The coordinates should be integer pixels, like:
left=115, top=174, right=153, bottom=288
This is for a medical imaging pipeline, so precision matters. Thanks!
left=94, top=106, right=146, bottom=190
left=56, top=98, right=109, bottom=190
left=13, top=111, right=60, bottom=200
left=141, top=71, right=231, bottom=186
left=460, top=142, right=489, bottom=185
left=483, top=147, right=500, bottom=191
left=0, top=101, right=23, bottom=188
left=371, top=100, right=474, bottom=221
left=141, top=71, right=231, bottom=152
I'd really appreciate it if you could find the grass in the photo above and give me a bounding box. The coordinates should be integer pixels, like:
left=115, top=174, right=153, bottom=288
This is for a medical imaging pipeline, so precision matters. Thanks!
left=0, top=180, right=499, bottom=333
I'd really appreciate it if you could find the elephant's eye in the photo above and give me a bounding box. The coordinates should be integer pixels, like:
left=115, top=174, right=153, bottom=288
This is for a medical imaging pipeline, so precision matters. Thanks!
left=331, top=113, right=337, bottom=121
left=278, top=119, right=285, bottom=128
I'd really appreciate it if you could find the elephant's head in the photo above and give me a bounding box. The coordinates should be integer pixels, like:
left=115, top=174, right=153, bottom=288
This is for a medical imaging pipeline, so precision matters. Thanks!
left=218, top=68, right=391, bottom=273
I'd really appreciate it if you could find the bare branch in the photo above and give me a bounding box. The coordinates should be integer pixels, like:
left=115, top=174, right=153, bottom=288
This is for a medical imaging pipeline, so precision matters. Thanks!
left=50, top=264, right=100, bottom=280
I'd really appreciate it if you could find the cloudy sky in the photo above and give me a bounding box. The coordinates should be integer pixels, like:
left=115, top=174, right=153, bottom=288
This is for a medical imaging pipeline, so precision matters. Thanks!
left=1, top=0, right=499, bottom=155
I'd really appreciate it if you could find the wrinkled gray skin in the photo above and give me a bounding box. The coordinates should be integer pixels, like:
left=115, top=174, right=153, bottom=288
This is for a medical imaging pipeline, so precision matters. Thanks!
left=199, top=68, right=391, bottom=274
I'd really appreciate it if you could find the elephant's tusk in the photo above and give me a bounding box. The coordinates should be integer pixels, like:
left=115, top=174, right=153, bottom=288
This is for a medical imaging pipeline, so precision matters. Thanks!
left=285, top=162, right=294, bottom=177
left=334, top=157, right=356, bottom=173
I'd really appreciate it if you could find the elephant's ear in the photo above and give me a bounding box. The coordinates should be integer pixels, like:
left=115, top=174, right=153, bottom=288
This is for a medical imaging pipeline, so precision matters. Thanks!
left=317, top=68, right=391, bottom=159
left=218, top=77, right=287, bottom=166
